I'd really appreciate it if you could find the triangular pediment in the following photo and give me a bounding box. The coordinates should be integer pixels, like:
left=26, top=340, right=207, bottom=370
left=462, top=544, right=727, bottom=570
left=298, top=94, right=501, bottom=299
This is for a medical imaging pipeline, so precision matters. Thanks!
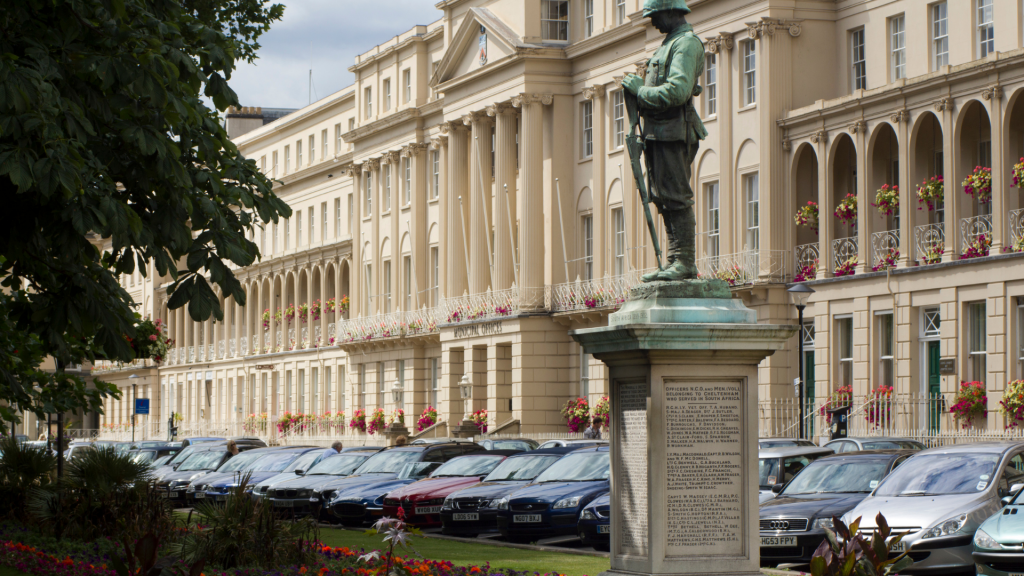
left=431, top=8, right=536, bottom=87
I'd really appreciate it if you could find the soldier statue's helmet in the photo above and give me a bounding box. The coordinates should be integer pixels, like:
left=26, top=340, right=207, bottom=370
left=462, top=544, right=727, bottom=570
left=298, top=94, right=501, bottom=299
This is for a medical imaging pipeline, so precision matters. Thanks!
left=642, top=0, right=692, bottom=17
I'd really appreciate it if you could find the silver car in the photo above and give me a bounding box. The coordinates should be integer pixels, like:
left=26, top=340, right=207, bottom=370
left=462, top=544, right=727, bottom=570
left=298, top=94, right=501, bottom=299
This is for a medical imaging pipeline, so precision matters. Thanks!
left=842, top=442, right=1024, bottom=575
left=758, top=446, right=834, bottom=504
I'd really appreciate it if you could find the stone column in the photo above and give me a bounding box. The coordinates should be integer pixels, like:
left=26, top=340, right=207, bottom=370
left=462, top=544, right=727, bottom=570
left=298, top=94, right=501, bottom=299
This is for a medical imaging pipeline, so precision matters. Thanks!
left=942, top=101, right=958, bottom=263
left=465, top=111, right=494, bottom=295
left=266, top=276, right=275, bottom=354
left=816, top=131, right=834, bottom=279
left=854, top=121, right=869, bottom=274
left=896, top=113, right=913, bottom=267
left=584, top=86, right=607, bottom=276
left=987, top=87, right=1006, bottom=252
left=446, top=123, right=470, bottom=299
left=711, top=35, right=735, bottom=254
left=511, top=93, right=551, bottom=309
left=441, top=347, right=464, bottom=429
left=572, top=282, right=796, bottom=576
left=490, top=103, right=518, bottom=291
left=432, top=136, right=449, bottom=301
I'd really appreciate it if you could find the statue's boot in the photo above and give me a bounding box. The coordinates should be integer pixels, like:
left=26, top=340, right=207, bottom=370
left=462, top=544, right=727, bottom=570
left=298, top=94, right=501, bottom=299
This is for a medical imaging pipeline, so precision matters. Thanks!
left=642, top=206, right=675, bottom=282
left=655, top=209, right=698, bottom=281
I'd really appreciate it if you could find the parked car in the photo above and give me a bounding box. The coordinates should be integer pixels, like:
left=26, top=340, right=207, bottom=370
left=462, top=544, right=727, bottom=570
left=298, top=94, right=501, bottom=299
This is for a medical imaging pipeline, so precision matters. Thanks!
left=383, top=451, right=520, bottom=527
left=823, top=437, right=926, bottom=453
left=577, top=493, right=610, bottom=551
left=476, top=438, right=538, bottom=451
left=64, top=442, right=97, bottom=462
left=843, top=442, right=1024, bottom=576
left=180, top=437, right=226, bottom=447
left=758, top=450, right=916, bottom=567
left=325, top=443, right=486, bottom=524
left=152, top=438, right=264, bottom=481
left=410, top=438, right=477, bottom=445
left=972, top=480, right=1024, bottom=576
left=252, top=449, right=342, bottom=499
left=497, top=446, right=609, bottom=543
left=759, top=438, right=818, bottom=449
left=439, top=447, right=580, bottom=536
left=758, top=446, right=834, bottom=503
left=536, top=439, right=608, bottom=449
left=151, top=454, right=175, bottom=467
left=129, top=445, right=182, bottom=466
left=155, top=444, right=256, bottom=507
left=188, top=447, right=319, bottom=503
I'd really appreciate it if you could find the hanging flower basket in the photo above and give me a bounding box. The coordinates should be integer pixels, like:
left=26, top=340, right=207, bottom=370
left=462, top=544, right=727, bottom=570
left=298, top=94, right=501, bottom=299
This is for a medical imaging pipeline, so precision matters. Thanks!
left=130, top=317, right=173, bottom=363
left=561, top=397, right=592, bottom=433
left=950, top=381, right=987, bottom=429
left=873, top=185, right=899, bottom=216
left=794, top=259, right=818, bottom=282
left=834, top=256, right=858, bottom=277
left=417, top=406, right=438, bottom=431
left=366, top=408, right=386, bottom=435
left=819, top=385, right=852, bottom=424
left=961, top=234, right=991, bottom=259
left=864, top=386, right=894, bottom=428
left=794, top=201, right=819, bottom=234
left=470, top=409, right=488, bottom=433
left=274, top=308, right=284, bottom=324
left=349, top=409, right=367, bottom=433
left=339, top=295, right=350, bottom=312
left=310, top=299, right=322, bottom=322
left=916, top=176, right=944, bottom=211
left=593, top=396, right=610, bottom=429
left=262, top=309, right=271, bottom=331
left=963, top=166, right=992, bottom=203
left=871, top=248, right=899, bottom=272
left=1001, top=380, right=1024, bottom=428
left=1014, top=159, right=1024, bottom=188
left=834, top=194, right=858, bottom=226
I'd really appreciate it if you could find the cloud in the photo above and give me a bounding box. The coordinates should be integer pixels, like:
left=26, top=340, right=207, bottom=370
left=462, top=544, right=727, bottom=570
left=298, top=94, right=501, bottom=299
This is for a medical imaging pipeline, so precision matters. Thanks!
left=230, top=0, right=443, bottom=110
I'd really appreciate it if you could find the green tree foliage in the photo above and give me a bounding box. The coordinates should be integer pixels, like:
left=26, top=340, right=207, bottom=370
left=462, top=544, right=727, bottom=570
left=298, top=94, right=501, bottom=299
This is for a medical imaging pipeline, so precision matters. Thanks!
left=0, top=0, right=289, bottom=423
left=0, top=436, right=57, bottom=520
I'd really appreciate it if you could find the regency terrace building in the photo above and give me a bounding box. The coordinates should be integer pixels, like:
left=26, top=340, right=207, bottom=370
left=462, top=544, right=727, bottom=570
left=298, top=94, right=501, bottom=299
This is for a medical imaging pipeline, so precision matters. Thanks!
left=39, top=0, right=1024, bottom=443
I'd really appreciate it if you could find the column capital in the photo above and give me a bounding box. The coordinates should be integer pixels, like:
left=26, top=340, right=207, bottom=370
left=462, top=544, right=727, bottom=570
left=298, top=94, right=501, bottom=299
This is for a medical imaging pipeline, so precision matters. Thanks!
left=705, top=33, right=734, bottom=54
left=462, top=111, right=491, bottom=126
left=612, top=75, right=624, bottom=88
left=486, top=102, right=516, bottom=116
left=364, top=157, right=380, bottom=172
left=439, top=120, right=467, bottom=134
left=746, top=18, right=801, bottom=38
left=430, top=136, right=448, bottom=150
left=510, top=92, right=553, bottom=108
left=382, top=150, right=402, bottom=165
left=402, top=142, right=429, bottom=157
left=810, top=129, right=828, bottom=144
left=582, top=85, right=606, bottom=100
left=982, top=85, right=1004, bottom=101
left=933, top=97, right=954, bottom=112
left=848, top=120, right=867, bottom=134
left=889, top=109, right=910, bottom=124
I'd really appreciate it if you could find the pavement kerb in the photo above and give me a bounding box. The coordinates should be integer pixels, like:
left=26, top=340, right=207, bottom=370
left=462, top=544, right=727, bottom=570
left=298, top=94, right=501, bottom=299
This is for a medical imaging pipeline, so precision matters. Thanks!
left=328, top=526, right=610, bottom=558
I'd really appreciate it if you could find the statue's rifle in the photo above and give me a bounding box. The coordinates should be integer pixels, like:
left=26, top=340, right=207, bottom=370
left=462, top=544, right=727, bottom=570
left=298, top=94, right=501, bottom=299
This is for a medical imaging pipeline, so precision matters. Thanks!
left=623, top=91, right=664, bottom=272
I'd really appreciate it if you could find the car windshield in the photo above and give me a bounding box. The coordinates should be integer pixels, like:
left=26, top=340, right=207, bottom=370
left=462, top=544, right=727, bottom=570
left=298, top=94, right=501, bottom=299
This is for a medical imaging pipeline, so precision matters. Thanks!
left=397, top=462, right=441, bottom=480
left=534, top=452, right=609, bottom=482
left=168, top=446, right=196, bottom=466
left=217, top=452, right=264, bottom=472
left=137, top=442, right=166, bottom=448
left=307, top=454, right=369, bottom=476
left=284, top=451, right=320, bottom=473
left=491, top=440, right=534, bottom=450
left=484, top=455, right=561, bottom=481
left=354, top=450, right=423, bottom=474
left=873, top=453, right=1001, bottom=496
left=152, top=455, right=172, bottom=466
left=431, top=456, right=505, bottom=478
left=783, top=460, right=890, bottom=495
left=861, top=440, right=923, bottom=450
left=178, top=451, right=227, bottom=471
left=254, top=453, right=302, bottom=472
left=132, top=451, right=157, bottom=464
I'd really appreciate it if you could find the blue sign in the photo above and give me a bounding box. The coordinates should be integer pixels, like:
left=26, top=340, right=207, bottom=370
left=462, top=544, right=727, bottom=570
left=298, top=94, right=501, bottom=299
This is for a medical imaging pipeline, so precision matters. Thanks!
left=134, top=398, right=150, bottom=415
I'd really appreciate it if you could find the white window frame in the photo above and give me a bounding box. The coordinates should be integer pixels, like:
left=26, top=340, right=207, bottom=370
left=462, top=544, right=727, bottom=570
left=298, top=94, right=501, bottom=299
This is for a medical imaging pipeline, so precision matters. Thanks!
left=969, top=301, right=987, bottom=383
left=932, top=3, right=949, bottom=69
left=851, top=28, right=866, bottom=91
left=364, top=171, right=373, bottom=216
left=612, top=207, right=625, bottom=276
left=923, top=308, right=941, bottom=339
left=580, top=349, right=591, bottom=397
left=541, top=0, right=569, bottom=42
left=296, top=140, right=302, bottom=169
left=403, top=68, right=412, bottom=103
left=284, top=218, right=290, bottom=250
left=384, top=78, right=392, bottom=111
left=284, top=146, right=290, bottom=174
left=363, top=263, right=372, bottom=314
left=308, top=207, right=314, bottom=245
left=334, top=198, right=341, bottom=238
left=309, top=134, right=315, bottom=164
left=742, top=40, right=756, bottom=106
left=707, top=182, right=720, bottom=258
left=705, top=53, right=717, bottom=117
left=364, top=87, right=372, bottom=119
left=584, top=0, right=594, bottom=39
left=403, top=255, right=412, bottom=311
left=890, top=15, right=906, bottom=82
left=978, top=0, right=995, bottom=59
left=612, top=91, right=625, bottom=148
left=430, top=246, right=439, bottom=306
left=430, top=358, right=439, bottom=408
left=431, top=150, right=440, bottom=199
left=377, top=363, right=385, bottom=408
left=383, top=260, right=392, bottom=313
left=335, top=124, right=342, bottom=155
left=321, top=201, right=327, bottom=242
left=296, top=210, right=302, bottom=247
left=581, top=214, right=593, bottom=280
left=877, top=312, right=895, bottom=389
left=744, top=173, right=759, bottom=252
left=615, top=0, right=626, bottom=25
left=403, top=157, right=411, bottom=206
left=321, top=129, right=328, bottom=160
left=837, top=316, right=854, bottom=390
left=358, top=364, right=366, bottom=408
left=383, top=164, right=391, bottom=212
left=581, top=100, right=593, bottom=158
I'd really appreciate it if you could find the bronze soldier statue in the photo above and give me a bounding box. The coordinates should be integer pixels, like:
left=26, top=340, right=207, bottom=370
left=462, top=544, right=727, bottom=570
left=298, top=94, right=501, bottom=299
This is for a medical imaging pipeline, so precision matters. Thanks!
left=622, top=0, right=707, bottom=282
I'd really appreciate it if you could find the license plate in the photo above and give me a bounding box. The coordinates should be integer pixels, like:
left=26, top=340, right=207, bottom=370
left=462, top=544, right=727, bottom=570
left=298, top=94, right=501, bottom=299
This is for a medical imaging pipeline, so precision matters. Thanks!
left=273, top=500, right=293, bottom=508
left=169, top=492, right=179, bottom=499
left=597, top=525, right=611, bottom=534
left=416, top=506, right=442, bottom=515
left=889, top=540, right=906, bottom=553
left=761, top=536, right=797, bottom=547
left=194, top=492, right=205, bottom=499
left=514, top=514, right=542, bottom=523
left=453, top=513, right=479, bottom=521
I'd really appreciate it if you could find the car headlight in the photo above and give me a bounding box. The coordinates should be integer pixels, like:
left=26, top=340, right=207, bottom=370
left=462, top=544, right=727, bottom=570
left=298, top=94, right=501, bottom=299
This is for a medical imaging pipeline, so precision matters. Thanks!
left=922, top=513, right=968, bottom=539
left=186, top=484, right=196, bottom=492
left=814, top=518, right=835, bottom=531
left=974, top=528, right=999, bottom=550
left=295, top=489, right=311, bottom=498
left=243, top=485, right=254, bottom=493
left=581, top=509, right=596, bottom=520
left=443, top=497, right=454, bottom=510
left=553, top=496, right=582, bottom=509
left=189, top=473, right=206, bottom=481
left=496, top=496, right=509, bottom=510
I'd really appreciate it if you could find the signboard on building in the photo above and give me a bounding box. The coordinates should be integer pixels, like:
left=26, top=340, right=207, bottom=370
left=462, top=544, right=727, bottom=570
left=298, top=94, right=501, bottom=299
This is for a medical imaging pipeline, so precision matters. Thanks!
left=939, top=358, right=956, bottom=375
left=135, top=398, right=150, bottom=415
left=255, top=364, right=275, bottom=370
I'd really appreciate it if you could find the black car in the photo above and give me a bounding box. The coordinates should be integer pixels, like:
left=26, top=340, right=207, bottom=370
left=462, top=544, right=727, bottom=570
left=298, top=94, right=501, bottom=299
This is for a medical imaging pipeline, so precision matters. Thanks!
left=578, top=493, right=610, bottom=551
left=129, top=446, right=182, bottom=466
left=325, top=442, right=486, bottom=524
left=440, top=447, right=580, bottom=536
left=155, top=444, right=263, bottom=507
left=759, top=450, right=916, bottom=567
left=476, top=439, right=538, bottom=451
left=152, top=438, right=265, bottom=481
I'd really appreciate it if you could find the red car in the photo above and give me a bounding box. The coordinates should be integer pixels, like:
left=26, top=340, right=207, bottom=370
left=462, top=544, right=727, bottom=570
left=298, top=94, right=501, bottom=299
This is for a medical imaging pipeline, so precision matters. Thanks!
left=382, top=450, right=520, bottom=526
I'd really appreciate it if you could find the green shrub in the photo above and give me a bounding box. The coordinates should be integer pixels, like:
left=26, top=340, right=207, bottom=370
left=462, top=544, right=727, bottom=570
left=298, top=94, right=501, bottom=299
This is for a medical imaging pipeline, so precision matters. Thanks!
left=810, top=514, right=913, bottom=576
left=0, top=436, right=56, bottom=520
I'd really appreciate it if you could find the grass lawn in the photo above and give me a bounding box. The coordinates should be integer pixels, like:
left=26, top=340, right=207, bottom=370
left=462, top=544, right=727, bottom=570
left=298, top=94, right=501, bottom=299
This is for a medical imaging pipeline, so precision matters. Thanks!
left=319, top=527, right=610, bottom=576
left=0, top=567, right=30, bottom=576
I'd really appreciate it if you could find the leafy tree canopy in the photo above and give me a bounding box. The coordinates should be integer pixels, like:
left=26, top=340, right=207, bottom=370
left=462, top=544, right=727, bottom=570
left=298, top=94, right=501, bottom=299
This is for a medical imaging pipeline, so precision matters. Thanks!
left=0, top=0, right=289, bottom=424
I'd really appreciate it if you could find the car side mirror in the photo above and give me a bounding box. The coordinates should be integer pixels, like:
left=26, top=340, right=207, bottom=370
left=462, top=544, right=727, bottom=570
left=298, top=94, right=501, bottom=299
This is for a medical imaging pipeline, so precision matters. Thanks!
left=1003, top=496, right=1014, bottom=506
left=771, top=484, right=785, bottom=495
left=1011, top=483, right=1024, bottom=495
left=295, top=469, right=305, bottom=476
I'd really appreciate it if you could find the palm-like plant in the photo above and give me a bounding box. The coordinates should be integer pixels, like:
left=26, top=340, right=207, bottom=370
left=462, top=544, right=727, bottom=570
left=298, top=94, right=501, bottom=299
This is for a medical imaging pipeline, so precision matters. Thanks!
left=0, top=436, right=56, bottom=519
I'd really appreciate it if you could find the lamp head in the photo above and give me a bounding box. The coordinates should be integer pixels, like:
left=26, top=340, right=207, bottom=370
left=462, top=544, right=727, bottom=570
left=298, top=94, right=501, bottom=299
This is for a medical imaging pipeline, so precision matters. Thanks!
left=788, top=283, right=815, bottom=309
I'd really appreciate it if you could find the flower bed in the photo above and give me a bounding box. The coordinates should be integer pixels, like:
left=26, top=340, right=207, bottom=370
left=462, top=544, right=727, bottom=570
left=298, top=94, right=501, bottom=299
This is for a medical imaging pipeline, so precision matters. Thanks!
left=794, top=259, right=818, bottom=282
left=349, top=409, right=367, bottom=433
left=951, top=381, right=987, bottom=429
left=871, top=249, right=899, bottom=272
left=920, top=241, right=944, bottom=265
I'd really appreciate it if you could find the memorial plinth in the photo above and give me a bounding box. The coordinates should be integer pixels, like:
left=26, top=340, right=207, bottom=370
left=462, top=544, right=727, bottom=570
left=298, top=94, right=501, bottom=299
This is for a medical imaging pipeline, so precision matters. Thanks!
left=571, top=281, right=796, bottom=576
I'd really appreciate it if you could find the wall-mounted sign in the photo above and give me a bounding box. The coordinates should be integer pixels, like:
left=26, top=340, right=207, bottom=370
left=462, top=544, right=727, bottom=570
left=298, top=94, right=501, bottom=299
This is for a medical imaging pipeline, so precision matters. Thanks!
left=134, top=398, right=150, bottom=415
left=939, top=358, right=956, bottom=375
left=453, top=321, right=503, bottom=340
left=255, top=364, right=275, bottom=370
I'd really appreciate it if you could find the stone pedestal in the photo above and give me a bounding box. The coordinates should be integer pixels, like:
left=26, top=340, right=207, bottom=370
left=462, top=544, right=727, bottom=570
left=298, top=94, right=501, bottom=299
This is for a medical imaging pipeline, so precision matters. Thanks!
left=450, top=420, right=478, bottom=438
left=386, top=423, right=410, bottom=445
left=571, top=281, right=796, bottom=576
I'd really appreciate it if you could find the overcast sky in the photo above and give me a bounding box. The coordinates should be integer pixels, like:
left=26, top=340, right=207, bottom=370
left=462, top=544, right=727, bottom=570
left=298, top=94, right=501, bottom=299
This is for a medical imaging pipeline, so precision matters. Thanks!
left=229, top=1, right=443, bottom=110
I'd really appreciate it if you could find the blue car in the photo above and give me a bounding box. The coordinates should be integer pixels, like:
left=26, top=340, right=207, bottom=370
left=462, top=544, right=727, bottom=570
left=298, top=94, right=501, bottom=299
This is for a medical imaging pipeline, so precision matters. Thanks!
left=188, top=447, right=320, bottom=503
left=577, top=493, right=610, bottom=551
left=497, top=446, right=609, bottom=543
left=440, top=447, right=580, bottom=536
left=268, top=450, right=388, bottom=517
left=328, top=461, right=443, bottom=526
left=252, top=450, right=324, bottom=499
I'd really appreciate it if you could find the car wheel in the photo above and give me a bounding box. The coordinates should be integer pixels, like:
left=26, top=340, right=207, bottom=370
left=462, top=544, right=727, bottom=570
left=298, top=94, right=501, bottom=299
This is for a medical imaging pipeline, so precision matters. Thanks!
left=592, top=542, right=609, bottom=552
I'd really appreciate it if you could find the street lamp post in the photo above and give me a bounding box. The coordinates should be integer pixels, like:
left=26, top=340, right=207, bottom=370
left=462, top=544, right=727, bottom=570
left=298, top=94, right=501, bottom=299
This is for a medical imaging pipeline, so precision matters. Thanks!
left=129, top=374, right=138, bottom=444
left=788, top=283, right=815, bottom=440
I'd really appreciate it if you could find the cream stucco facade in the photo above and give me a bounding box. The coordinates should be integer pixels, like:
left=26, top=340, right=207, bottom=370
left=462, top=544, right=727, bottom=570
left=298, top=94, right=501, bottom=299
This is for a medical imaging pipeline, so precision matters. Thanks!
left=52, top=0, right=1024, bottom=441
